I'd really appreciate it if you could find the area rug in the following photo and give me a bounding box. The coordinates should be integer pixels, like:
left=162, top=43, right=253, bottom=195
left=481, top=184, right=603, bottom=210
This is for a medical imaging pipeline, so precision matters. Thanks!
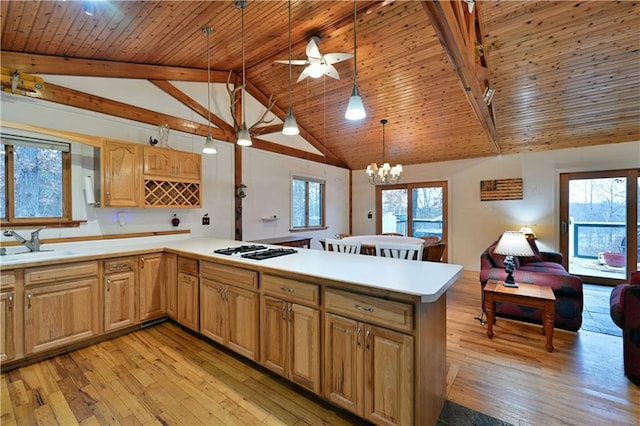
left=581, top=283, right=622, bottom=337
left=438, top=400, right=513, bottom=426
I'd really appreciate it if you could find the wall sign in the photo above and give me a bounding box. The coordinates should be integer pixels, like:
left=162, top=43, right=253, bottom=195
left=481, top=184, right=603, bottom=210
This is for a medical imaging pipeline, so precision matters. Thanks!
left=480, top=178, right=523, bottom=201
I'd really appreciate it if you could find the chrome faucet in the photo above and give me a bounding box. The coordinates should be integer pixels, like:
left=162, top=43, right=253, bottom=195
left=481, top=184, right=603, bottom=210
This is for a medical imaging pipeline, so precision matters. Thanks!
left=2, top=226, right=46, bottom=252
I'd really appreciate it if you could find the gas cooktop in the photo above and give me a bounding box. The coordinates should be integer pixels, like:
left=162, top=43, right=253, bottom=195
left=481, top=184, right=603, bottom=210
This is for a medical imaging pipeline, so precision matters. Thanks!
left=241, top=248, right=297, bottom=260
left=213, top=245, right=297, bottom=260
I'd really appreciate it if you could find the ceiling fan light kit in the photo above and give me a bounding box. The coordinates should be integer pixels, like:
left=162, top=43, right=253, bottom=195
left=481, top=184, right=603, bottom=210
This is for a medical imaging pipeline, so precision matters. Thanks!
left=202, top=25, right=217, bottom=155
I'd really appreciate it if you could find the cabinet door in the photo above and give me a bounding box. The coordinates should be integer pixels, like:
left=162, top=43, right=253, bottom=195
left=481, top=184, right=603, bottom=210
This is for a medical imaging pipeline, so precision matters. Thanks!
left=143, top=146, right=174, bottom=177
left=165, top=253, right=178, bottom=319
left=104, top=271, right=137, bottom=332
left=226, top=286, right=259, bottom=361
left=324, top=313, right=363, bottom=415
left=176, top=152, right=201, bottom=180
left=24, top=278, right=99, bottom=355
left=290, top=303, right=321, bottom=393
left=0, top=291, right=16, bottom=362
left=178, top=273, right=199, bottom=331
left=364, top=325, right=414, bottom=426
left=139, top=253, right=164, bottom=321
left=103, top=140, right=140, bottom=207
left=200, top=278, right=226, bottom=345
left=261, top=296, right=288, bottom=377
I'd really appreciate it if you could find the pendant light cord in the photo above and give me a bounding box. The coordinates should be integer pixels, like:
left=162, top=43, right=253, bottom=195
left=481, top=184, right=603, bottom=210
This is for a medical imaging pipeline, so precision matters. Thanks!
left=242, top=5, right=246, bottom=124
left=352, top=0, right=357, bottom=86
left=206, top=27, right=211, bottom=135
left=381, top=119, right=387, bottom=163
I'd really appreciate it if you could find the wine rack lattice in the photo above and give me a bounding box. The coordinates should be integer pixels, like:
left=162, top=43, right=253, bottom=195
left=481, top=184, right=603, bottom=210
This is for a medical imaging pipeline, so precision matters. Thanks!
left=144, top=180, right=201, bottom=207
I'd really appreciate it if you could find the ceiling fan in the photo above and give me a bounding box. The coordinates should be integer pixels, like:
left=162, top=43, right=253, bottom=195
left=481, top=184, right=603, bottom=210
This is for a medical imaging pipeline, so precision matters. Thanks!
left=275, top=36, right=353, bottom=83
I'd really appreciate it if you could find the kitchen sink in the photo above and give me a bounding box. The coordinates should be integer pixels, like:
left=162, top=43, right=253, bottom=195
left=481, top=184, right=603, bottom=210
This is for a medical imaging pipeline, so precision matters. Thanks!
left=0, top=249, right=80, bottom=263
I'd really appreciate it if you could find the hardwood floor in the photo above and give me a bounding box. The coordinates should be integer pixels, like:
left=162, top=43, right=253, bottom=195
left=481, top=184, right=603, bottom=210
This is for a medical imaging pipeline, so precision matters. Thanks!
left=2, top=270, right=638, bottom=425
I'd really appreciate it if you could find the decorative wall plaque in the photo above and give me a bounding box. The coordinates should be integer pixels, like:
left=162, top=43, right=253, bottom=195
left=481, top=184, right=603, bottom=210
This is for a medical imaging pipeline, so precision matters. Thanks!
left=480, top=178, right=523, bottom=201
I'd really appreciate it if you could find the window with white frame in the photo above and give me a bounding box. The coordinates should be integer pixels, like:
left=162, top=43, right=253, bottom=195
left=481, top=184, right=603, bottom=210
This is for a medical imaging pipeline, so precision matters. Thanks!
left=291, top=175, right=325, bottom=230
left=1, top=135, right=71, bottom=224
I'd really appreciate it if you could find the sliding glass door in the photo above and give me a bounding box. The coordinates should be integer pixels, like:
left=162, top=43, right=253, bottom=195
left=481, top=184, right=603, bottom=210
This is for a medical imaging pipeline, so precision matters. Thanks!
left=560, top=169, right=639, bottom=285
left=376, top=181, right=448, bottom=261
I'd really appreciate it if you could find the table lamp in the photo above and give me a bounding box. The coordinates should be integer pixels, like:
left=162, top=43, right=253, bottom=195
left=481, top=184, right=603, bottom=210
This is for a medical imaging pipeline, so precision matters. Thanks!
left=493, top=231, right=535, bottom=288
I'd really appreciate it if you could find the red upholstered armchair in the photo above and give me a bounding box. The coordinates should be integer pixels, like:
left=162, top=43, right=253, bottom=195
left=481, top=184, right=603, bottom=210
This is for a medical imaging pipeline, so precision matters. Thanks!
left=480, top=238, right=583, bottom=331
left=610, top=272, right=640, bottom=385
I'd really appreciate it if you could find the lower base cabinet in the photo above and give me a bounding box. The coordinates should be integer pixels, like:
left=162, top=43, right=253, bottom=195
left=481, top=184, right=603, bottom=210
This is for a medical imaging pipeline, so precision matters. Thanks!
left=139, top=253, right=164, bottom=321
left=325, top=313, right=414, bottom=426
left=103, top=257, right=137, bottom=332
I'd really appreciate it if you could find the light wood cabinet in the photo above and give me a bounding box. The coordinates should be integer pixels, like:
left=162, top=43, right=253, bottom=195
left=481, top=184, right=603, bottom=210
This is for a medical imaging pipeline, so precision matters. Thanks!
left=177, top=256, right=199, bottom=331
left=260, top=274, right=321, bottom=393
left=23, top=262, right=99, bottom=355
left=139, top=253, right=164, bottom=321
left=143, top=147, right=201, bottom=181
left=324, top=290, right=414, bottom=426
left=1, top=270, right=22, bottom=363
left=200, top=261, right=259, bottom=361
left=102, top=139, right=141, bottom=207
left=103, top=257, right=137, bottom=332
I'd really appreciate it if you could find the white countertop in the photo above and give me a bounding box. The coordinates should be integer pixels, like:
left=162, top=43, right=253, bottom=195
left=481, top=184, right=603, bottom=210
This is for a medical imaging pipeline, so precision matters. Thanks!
left=1, top=236, right=462, bottom=303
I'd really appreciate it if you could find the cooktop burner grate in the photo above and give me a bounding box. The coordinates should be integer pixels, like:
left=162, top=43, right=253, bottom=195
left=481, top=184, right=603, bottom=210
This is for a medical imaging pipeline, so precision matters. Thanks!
left=241, top=248, right=297, bottom=260
left=213, top=245, right=267, bottom=255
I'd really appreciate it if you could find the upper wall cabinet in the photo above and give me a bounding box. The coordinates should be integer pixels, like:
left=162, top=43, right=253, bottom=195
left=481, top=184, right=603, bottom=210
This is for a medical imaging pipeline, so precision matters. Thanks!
left=102, top=140, right=201, bottom=208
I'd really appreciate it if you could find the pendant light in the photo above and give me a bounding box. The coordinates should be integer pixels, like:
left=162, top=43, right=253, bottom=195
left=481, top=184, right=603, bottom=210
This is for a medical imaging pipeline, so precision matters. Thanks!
left=202, top=25, right=217, bottom=154
left=282, top=0, right=300, bottom=135
left=366, top=119, right=402, bottom=185
left=345, top=0, right=366, bottom=121
left=237, top=1, right=252, bottom=146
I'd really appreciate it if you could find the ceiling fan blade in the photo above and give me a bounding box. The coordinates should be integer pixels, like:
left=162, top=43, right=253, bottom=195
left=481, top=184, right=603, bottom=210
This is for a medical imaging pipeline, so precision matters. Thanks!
left=306, top=37, right=322, bottom=59
left=323, top=64, right=340, bottom=80
left=322, top=53, right=353, bottom=65
left=274, top=59, right=309, bottom=65
left=296, top=67, right=310, bottom=83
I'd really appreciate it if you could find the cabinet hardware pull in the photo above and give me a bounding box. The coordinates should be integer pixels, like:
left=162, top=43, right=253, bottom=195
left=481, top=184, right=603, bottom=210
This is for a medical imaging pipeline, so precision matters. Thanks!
left=280, top=287, right=294, bottom=294
left=288, top=305, right=293, bottom=322
left=106, top=279, right=111, bottom=291
left=281, top=303, right=286, bottom=321
left=8, top=294, right=13, bottom=310
left=27, top=292, right=32, bottom=308
left=354, top=304, right=373, bottom=313
left=356, top=326, right=362, bottom=347
left=140, top=257, right=145, bottom=267
left=365, top=329, right=371, bottom=350
left=112, top=263, right=128, bottom=270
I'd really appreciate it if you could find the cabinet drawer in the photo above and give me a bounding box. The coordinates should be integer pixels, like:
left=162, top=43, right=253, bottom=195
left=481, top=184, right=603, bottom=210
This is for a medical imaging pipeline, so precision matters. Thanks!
left=104, top=257, right=135, bottom=274
left=262, top=274, right=319, bottom=307
left=178, top=257, right=198, bottom=275
left=1, top=271, right=16, bottom=289
left=200, top=261, right=257, bottom=290
left=25, top=261, right=98, bottom=287
left=325, top=288, right=413, bottom=332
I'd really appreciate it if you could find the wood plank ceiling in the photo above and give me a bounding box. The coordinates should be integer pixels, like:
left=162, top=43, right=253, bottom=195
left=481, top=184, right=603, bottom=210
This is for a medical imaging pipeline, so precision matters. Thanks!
left=1, top=1, right=638, bottom=170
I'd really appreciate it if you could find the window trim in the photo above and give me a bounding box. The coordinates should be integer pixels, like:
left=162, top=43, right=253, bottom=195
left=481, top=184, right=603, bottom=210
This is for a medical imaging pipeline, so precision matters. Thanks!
left=1, top=139, right=73, bottom=226
left=290, top=175, right=326, bottom=231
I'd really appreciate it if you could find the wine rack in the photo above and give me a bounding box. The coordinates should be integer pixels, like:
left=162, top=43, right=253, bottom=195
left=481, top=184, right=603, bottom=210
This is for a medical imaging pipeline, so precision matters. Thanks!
left=144, top=180, right=201, bottom=207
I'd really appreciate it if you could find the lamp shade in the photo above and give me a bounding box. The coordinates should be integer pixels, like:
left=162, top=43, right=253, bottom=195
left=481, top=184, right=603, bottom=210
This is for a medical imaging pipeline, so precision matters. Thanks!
left=202, top=134, right=217, bottom=154
left=494, top=231, right=535, bottom=257
left=237, top=123, right=252, bottom=146
left=282, top=106, right=300, bottom=135
left=345, top=85, right=366, bottom=120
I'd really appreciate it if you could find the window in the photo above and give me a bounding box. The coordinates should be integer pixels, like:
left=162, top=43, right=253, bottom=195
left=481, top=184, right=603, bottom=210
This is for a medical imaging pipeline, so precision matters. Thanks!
left=1, top=135, right=72, bottom=225
left=291, top=176, right=325, bottom=230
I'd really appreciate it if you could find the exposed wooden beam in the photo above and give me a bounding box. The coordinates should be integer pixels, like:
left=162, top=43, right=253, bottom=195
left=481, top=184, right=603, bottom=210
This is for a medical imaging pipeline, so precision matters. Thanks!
left=149, top=80, right=235, bottom=137
left=251, top=137, right=344, bottom=168
left=421, top=0, right=501, bottom=155
left=0, top=52, right=231, bottom=83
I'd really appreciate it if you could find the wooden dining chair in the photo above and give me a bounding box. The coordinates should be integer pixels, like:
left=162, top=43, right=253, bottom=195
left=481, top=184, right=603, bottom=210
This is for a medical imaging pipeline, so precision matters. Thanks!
left=423, top=242, right=446, bottom=262
left=324, top=238, right=361, bottom=254
left=419, top=235, right=441, bottom=246
left=375, top=242, right=423, bottom=261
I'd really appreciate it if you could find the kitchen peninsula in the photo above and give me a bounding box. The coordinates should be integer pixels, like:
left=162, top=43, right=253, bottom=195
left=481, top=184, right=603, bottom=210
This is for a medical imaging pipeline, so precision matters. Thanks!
left=0, top=236, right=462, bottom=426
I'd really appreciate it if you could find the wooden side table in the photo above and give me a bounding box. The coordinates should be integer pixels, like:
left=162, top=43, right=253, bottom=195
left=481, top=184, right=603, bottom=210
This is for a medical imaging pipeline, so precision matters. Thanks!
left=484, top=281, right=556, bottom=352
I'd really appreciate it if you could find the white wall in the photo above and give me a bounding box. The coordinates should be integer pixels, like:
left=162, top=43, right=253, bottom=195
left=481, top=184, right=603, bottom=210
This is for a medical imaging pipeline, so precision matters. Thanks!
left=353, top=141, right=640, bottom=271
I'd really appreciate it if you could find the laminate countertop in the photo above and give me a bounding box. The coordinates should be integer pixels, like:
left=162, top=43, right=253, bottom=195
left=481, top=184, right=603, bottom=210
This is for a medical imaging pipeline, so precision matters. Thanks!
left=0, top=236, right=462, bottom=303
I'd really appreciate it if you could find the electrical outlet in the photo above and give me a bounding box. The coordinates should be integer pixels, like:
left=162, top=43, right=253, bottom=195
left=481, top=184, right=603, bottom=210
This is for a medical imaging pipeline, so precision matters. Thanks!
left=202, top=214, right=210, bottom=225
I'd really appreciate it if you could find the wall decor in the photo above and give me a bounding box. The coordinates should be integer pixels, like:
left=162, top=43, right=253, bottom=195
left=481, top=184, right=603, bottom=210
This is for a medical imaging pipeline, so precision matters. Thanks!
left=480, top=178, right=523, bottom=201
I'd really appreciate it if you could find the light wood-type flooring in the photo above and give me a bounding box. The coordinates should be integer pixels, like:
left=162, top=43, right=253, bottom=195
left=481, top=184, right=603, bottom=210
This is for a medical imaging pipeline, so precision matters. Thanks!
left=2, top=270, right=639, bottom=425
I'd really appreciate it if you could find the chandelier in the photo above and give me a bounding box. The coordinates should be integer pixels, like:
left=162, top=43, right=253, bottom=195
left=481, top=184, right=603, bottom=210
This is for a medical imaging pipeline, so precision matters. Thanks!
left=366, top=119, right=403, bottom=185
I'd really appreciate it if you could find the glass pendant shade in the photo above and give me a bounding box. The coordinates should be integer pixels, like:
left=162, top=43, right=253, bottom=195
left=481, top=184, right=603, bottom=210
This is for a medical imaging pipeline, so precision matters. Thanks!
left=345, top=85, right=366, bottom=120
left=282, top=106, right=300, bottom=135
left=202, top=134, right=217, bottom=154
left=237, top=123, right=252, bottom=146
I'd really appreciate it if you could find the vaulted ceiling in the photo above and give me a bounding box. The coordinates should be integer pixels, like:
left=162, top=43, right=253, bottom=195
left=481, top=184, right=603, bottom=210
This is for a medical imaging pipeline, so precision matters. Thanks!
left=1, top=1, right=639, bottom=170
